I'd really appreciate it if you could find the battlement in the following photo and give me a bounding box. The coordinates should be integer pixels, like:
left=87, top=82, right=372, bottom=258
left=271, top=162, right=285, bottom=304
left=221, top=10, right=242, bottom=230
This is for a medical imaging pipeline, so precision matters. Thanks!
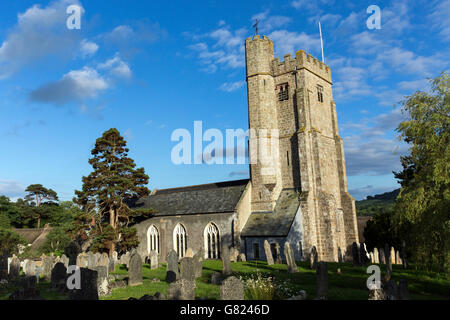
left=271, top=50, right=332, bottom=83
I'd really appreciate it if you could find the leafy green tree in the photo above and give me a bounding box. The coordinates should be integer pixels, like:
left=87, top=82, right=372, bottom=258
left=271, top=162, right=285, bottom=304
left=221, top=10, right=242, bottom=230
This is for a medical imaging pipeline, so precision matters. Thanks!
left=74, top=128, right=152, bottom=255
left=0, top=228, right=28, bottom=255
left=24, top=184, right=59, bottom=228
left=39, top=227, right=72, bottom=255
left=394, top=71, right=449, bottom=272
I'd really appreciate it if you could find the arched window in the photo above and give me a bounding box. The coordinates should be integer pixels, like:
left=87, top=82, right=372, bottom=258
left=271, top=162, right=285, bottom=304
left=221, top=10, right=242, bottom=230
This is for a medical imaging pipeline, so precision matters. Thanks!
left=204, top=223, right=220, bottom=259
left=173, top=223, right=187, bottom=259
left=147, top=225, right=159, bottom=254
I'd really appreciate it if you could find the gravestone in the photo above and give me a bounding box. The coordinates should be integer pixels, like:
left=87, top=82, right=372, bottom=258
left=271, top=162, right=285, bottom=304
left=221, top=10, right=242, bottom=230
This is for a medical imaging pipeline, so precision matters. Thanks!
left=401, top=240, right=408, bottom=269
left=185, top=248, right=194, bottom=258
left=26, top=260, right=36, bottom=276
left=9, top=256, right=20, bottom=279
left=65, top=241, right=81, bottom=266
left=166, top=250, right=179, bottom=283
left=398, top=279, right=409, bottom=300
left=310, top=246, right=318, bottom=269
left=384, top=279, right=398, bottom=300
left=220, top=276, right=244, bottom=300
left=337, top=247, right=343, bottom=263
left=166, top=279, right=196, bottom=300
left=42, top=255, right=55, bottom=281
left=0, top=252, right=9, bottom=280
left=51, top=262, right=67, bottom=292
left=352, top=242, right=360, bottom=266
left=60, top=254, right=69, bottom=268
left=373, top=248, right=379, bottom=263
left=9, top=276, right=39, bottom=300
left=316, top=261, right=328, bottom=300
left=390, top=247, right=396, bottom=265
left=87, top=252, right=97, bottom=269
left=221, top=245, right=232, bottom=276
left=149, top=250, right=159, bottom=269
left=211, top=272, right=224, bottom=285
left=108, top=257, right=116, bottom=273
left=284, top=242, right=298, bottom=273
left=360, top=243, right=370, bottom=266
left=396, top=251, right=402, bottom=265
left=275, top=243, right=282, bottom=264
left=128, top=251, right=143, bottom=286
left=180, top=257, right=196, bottom=281
left=68, top=268, right=99, bottom=300
left=385, top=244, right=392, bottom=276
left=230, top=247, right=239, bottom=262
left=237, top=253, right=246, bottom=262
left=120, top=252, right=130, bottom=267
left=368, top=288, right=386, bottom=300
left=112, top=251, right=118, bottom=263
left=193, top=250, right=203, bottom=278
left=263, top=240, right=274, bottom=265
left=379, top=248, right=386, bottom=264
left=99, top=253, right=109, bottom=268
left=94, top=266, right=111, bottom=297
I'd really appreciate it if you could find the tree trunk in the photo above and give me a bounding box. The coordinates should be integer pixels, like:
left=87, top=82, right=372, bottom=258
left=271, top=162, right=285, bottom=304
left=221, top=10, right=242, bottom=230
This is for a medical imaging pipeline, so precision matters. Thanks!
left=109, top=207, right=116, bottom=256
left=37, top=216, right=41, bottom=229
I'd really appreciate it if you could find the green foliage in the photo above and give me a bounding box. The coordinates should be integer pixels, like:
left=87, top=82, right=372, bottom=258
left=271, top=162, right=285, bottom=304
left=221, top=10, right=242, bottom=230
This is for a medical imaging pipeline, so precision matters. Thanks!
left=356, top=189, right=399, bottom=217
left=363, top=208, right=405, bottom=252
left=0, top=228, right=28, bottom=255
left=393, top=71, right=450, bottom=272
left=74, top=128, right=152, bottom=254
left=39, top=227, right=72, bottom=255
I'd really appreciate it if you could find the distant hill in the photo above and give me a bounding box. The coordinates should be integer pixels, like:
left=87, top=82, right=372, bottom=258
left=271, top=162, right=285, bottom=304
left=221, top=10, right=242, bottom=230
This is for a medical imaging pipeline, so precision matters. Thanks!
left=355, top=189, right=400, bottom=217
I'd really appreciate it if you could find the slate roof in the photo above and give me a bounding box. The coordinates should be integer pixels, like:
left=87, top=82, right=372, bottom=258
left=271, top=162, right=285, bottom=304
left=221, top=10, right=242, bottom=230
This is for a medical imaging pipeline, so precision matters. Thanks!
left=241, top=189, right=301, bottom=237
left=133, top=179, right=250, bottom=216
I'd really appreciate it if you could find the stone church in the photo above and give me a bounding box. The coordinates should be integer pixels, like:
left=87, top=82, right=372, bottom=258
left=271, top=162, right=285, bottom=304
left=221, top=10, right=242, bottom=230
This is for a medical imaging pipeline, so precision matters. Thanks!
left=133, top=35, right=359, bottom=263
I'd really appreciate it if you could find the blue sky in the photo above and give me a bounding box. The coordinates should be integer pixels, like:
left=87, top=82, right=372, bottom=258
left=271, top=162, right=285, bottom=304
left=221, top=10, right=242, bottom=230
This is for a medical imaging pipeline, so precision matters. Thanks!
left=0, top=0, right=448, bottom=201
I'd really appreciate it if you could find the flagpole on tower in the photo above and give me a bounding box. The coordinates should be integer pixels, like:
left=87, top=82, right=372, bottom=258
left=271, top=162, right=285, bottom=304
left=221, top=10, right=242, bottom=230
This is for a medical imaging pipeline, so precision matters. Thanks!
left=318, top=21, right=325, bottom=63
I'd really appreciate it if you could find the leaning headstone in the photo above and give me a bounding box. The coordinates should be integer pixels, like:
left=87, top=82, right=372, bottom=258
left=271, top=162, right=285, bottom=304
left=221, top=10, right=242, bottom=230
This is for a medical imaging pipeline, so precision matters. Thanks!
left=166, top=279, right=196, bottom=300
left=310, top=246, right=318, bottom=270
left=193, top=250, right=203, bottom=278
left=398, top=279, right=409, bottom=300
left=128, top=251, right=143, bottom=286
left=51, top=262, right=67, bottom=292
left=373, top=248, right=379, bottom=264
left=221, top=245, right=232, bottom=276
left=220, top=276, right=244, bottom=300
left=166, top=250, right=179, bottom=283
left=264, top=240, right=274, bottom=265
left=180, top=257, right=195, bottom=281
left=316, top=261, right=328, bottom=300
left=65, top=241, right=81, bottom=266
left=68, top=268, right=99, bottom=300
left=284, top=242, right=298, bottom=273
left=369, top=252, right=374, bottom=264
left=149, top=250, right=159, bottom=269
left=352, top=242, right=360, bottom=266
left=9, top=256, right=20, bottom=279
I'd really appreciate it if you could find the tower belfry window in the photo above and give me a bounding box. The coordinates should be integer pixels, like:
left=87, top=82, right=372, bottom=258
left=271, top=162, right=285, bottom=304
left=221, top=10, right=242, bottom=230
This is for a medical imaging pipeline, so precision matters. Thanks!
left=277, top=83, right=289, bottom=101
left=317, top=85, right=324, bottom=103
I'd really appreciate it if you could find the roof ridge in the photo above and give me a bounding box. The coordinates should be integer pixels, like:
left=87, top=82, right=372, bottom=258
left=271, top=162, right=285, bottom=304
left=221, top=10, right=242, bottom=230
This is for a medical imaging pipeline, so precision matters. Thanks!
left=153, top=179, right=250, bottom=195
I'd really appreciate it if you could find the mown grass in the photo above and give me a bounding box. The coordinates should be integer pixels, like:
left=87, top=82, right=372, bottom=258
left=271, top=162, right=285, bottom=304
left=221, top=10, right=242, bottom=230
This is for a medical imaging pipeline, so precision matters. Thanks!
left=1, top=260, right=449, bottom=300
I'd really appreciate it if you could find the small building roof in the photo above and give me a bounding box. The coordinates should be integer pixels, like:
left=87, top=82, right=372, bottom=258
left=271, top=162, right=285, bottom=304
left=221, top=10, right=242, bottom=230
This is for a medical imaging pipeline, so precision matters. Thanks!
left=241, top=189, right=300, bottom=237
left=133, top=179, right=250, bottom=216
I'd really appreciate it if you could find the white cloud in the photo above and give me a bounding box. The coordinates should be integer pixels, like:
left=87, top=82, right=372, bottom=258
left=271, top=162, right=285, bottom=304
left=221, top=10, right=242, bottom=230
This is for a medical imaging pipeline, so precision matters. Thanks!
left=219, top=81, right=245, bottom=92
left=80, top=39, right=99, bottom=58
left=0, top=0, right=84, bottom=79
left=268, top=30, right=321, bottom=57
left=98, top=55, right=132, bottom=79
left=428, top=0, right=450, bottom=42
left=30, top=66, right=108, bottom=104
left=251, top=10, right=291, bottom=33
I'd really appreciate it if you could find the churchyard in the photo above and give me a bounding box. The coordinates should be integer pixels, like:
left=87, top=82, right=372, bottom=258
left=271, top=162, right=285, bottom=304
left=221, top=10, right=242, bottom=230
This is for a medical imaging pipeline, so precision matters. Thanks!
left=1, top=246, right=449, bottom=301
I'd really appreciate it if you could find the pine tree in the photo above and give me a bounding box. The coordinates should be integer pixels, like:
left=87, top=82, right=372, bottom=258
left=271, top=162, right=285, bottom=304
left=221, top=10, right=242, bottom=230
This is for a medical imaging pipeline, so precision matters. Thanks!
left=74, top=128, right=152, bottom=255
left=24, top=184, right=59, bottom=228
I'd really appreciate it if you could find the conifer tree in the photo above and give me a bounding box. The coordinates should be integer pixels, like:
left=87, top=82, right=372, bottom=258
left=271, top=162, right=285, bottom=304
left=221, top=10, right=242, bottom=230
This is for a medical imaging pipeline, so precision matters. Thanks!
left=24, top=184, right=58, bottom=228
left=74, top=128, right=152, bottom=255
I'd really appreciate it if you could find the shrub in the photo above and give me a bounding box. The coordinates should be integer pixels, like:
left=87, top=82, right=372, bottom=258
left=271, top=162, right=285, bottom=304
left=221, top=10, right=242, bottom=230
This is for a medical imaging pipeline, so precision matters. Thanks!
left=240, top=273, right=303, bottom=300
left=0, top=228, right=28, bottom=255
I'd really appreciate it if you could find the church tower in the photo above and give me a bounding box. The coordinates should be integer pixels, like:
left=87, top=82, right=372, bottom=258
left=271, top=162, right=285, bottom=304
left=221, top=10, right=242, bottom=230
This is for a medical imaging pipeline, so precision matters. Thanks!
left=245, top=35, right=359, bottom=261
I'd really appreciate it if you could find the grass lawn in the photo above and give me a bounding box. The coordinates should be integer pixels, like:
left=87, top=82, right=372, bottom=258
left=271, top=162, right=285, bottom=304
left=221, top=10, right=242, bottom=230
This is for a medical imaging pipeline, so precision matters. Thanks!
left=1, top=261, right=449, bottom=300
